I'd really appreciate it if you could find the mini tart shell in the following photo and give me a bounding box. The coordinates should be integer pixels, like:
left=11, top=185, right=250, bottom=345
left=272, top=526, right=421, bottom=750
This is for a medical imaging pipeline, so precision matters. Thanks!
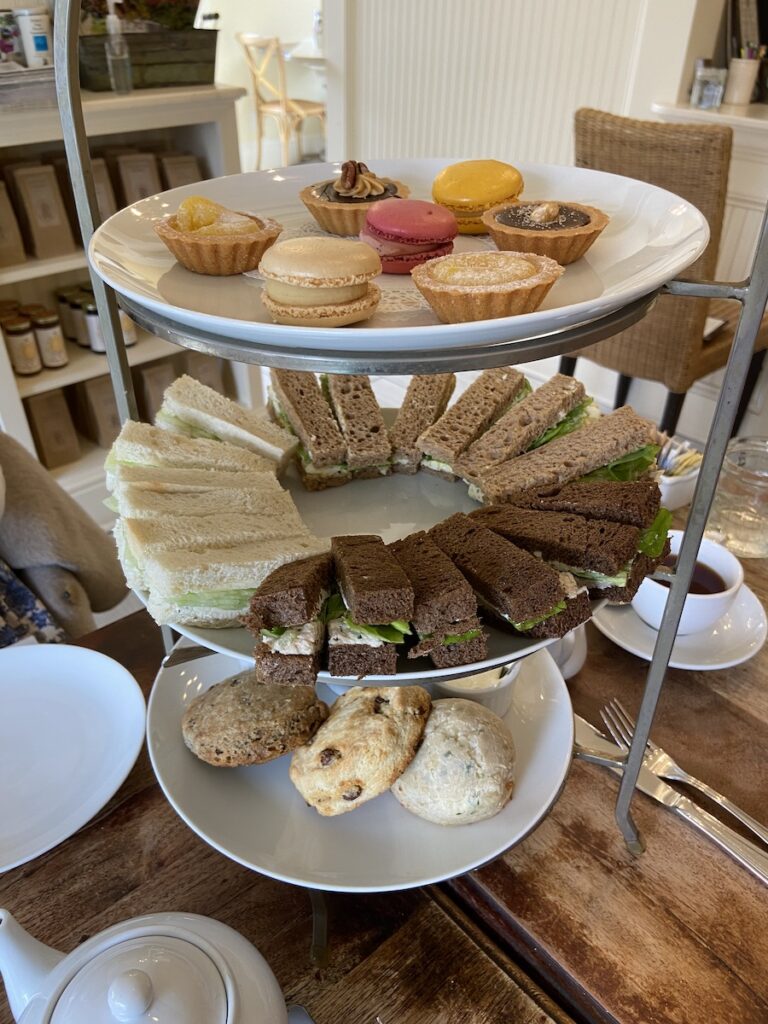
left=262, top=282, right=381, bottom=328
left=300, top=180, right=410, bottom=236
left=411, top=251, right=564, bottom=324
left=154, top=213, right=282, bottom=276
left=482, top=201, right=609, bottom=264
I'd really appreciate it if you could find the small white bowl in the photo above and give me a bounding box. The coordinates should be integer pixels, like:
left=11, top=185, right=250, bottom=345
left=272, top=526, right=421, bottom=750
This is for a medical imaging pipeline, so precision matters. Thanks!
left=431, top=660, right=522, bottom=717
left=658, top=469, right=699, bottom=511
left=631, top=529, right=744, bottom=635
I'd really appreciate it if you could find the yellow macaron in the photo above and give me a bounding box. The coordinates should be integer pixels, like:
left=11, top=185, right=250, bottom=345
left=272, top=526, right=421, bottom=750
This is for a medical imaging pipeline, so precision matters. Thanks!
left=432, top=160, right=525, bottom=235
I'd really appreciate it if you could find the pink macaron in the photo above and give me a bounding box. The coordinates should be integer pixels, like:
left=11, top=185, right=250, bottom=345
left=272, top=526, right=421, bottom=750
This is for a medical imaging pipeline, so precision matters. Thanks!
left=360, top=198, right=458, bottom=274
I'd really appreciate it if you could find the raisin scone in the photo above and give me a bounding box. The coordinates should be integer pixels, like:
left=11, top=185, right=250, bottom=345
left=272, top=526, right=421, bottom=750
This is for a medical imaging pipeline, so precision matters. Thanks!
left=392, top=698, right=516, bottom=825
left=289, top=685, right=431, bottom=815
left=182, top=671, right=328, bottom=767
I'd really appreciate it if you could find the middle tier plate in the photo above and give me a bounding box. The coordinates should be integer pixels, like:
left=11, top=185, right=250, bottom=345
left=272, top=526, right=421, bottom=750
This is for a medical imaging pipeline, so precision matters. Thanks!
left=168, top=465, right=593, bottom=682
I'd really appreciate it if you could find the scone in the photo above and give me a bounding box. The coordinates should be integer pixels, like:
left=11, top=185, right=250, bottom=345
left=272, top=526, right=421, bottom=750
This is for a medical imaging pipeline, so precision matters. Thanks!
left=154, top=195, right=282, bottom=276
left=392, top=698, right=516, bottom=825
left=289, top=685, right=431, bottom=815
left=182, top=670, right=328, bottom=767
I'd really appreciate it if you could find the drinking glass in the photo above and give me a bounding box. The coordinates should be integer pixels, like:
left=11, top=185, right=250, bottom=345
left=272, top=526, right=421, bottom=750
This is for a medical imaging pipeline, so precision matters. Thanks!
left=707, top=437, right=768, bottom=558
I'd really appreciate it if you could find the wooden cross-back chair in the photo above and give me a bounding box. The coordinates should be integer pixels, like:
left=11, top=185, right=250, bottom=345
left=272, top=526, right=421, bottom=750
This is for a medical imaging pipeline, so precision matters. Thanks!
left=238, top=33, right=326, bottom=170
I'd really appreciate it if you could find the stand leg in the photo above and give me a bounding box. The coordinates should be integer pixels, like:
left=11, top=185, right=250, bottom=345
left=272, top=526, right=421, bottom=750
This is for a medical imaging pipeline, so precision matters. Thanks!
left=614, top=373, right=633, bottom=409
left=558, top=355, right=578, bottom=376
left=659, top=391, right=685, bottom=435
left=731, top=348, right=766, bottom=436
left=615, top=209, right=768, bottom=852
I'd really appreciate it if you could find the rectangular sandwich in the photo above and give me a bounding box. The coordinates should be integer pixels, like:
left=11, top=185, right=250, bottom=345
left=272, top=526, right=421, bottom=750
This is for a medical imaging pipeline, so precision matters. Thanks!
left=417, top=367, right=530, bottom=480
left=243, top=553, right=333, bottom=685
left=107, top=420, right=275, bottom=482
left=327, top=534, right=414, bottom=676
left=389, top=531, right=487, bottom=668
left=455, top=374, right=591, bottom=482
left=108, top=464, right=274, bottom=496
left=473, top=406, right=660, bottom=504
left=268, top=369, right=349, bottom=490
left=113, top=479, right=290, bottom=520
left=144, top=535, right=330, bottom=628
left=323, top=374, right=392, bottom=478
left=388, top=373, right=456, bottom=474
left=429, top=513, right=591, bottom=639
left=156, top=374, right=297, bottom=468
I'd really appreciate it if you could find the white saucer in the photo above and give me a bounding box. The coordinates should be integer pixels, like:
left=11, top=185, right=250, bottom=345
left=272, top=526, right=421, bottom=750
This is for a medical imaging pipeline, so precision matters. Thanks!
left=591, top=584, right=767, bottom=671
left=147, top=647, right=573, bottom=892
left=0, top=645, right=146, bottom=872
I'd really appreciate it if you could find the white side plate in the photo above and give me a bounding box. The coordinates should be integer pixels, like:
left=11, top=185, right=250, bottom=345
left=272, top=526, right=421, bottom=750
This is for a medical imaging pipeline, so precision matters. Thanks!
left=89, top=159, right=708, bottom=351
left=0, top=645, right=146, bottom=872
left=147, top=647, right=573, bottom=892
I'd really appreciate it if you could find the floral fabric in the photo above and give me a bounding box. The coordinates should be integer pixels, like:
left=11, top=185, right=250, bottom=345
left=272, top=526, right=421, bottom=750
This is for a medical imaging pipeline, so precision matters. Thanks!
left=0, top=557, right=65, bottom=648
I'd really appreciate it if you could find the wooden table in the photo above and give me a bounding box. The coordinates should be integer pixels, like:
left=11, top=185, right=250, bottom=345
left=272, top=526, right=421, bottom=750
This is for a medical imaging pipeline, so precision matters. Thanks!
left=2, top=558, right=766, bottom=1024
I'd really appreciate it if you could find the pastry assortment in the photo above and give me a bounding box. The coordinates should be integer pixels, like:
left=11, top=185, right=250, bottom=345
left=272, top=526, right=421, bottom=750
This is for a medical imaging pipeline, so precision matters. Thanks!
left=153, top=195, right=282, bottom=276
left=182, top=668, right=517, bottom=826
left=152, top=158, right=610, bottom=324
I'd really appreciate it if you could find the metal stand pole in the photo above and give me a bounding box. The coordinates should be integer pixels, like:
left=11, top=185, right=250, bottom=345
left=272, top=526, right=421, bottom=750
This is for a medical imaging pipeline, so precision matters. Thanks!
left=614, top=205, right=768, bottom=851
left=53, top=0, right=138, bottom=423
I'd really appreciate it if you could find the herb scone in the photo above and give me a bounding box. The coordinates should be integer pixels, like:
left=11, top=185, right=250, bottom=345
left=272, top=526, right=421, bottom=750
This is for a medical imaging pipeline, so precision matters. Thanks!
left=392, top=698, right=516, bottom=825
left=289, top=685, right=431, bottom=815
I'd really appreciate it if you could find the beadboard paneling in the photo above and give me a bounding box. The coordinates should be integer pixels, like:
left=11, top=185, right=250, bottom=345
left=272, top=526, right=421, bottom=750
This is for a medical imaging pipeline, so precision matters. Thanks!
left=345, top=0, right=645, bottom=162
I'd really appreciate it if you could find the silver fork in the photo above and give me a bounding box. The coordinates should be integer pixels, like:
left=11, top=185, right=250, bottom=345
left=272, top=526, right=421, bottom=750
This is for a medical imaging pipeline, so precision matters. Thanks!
left=601, top=699, right=768, bottom=848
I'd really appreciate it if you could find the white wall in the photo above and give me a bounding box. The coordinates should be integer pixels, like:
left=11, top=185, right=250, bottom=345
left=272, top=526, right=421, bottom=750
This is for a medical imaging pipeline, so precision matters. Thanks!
left=322, top=0, right=768, bottom=445
left=214, top=0, right=324, bottom=170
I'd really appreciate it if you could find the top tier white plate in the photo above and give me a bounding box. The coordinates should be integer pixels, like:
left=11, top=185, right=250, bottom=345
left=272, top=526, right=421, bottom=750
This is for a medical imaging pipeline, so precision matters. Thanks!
left=89, top=159, right=709, bottom=354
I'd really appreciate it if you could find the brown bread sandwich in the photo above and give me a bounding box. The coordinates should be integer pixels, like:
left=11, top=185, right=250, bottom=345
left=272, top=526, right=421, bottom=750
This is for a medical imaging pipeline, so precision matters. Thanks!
left=388, top=373, right=456, bottom=474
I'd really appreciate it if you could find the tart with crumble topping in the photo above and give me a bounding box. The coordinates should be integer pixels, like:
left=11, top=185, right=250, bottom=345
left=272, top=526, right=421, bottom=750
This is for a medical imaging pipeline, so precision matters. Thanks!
left=410, top=250, right=564, bottom=323
left=482, top=200, right=609, bottom=264
left=300, top=160, right=410, bottom=236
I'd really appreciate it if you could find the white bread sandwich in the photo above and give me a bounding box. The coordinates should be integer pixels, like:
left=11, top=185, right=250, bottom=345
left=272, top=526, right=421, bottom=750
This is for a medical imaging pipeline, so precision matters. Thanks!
left=268, top=369, right=349, bottom=490
left=416, top=367, right=530, bottom=480
left=472, top=406, right=660, bottom=504
left=455, top=374, right=592, bottom=483
left=156, top=375, right=297, bottom=467
left=145, top=536, right=330, bottom=628
left=106, top=420, right=275, bottom=487
left=388, top=374, right=456, bottom=474
left=323, top=374, right=392, bottom=478
left=113, top=479, right=292, bottom=521
left=109, top=464, right=274, bottom=496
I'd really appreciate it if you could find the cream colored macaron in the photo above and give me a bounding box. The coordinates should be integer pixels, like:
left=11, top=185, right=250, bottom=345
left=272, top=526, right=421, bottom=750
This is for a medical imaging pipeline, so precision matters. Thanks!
left=259, top=236, right=382, bottom=327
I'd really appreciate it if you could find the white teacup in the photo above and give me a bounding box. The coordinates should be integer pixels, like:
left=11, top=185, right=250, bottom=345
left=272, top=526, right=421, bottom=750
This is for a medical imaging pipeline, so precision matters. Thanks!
left=631, top=530, right=744, bottom=635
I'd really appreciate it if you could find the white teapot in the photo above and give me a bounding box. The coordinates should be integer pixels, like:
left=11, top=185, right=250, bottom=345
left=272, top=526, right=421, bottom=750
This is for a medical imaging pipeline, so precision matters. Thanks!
left=0, top=908, right=295, bottom=1023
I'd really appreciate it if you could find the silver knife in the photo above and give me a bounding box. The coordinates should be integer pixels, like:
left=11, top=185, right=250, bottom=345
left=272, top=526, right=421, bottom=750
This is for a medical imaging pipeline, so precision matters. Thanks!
left=574, top=716, right=768, bottom=886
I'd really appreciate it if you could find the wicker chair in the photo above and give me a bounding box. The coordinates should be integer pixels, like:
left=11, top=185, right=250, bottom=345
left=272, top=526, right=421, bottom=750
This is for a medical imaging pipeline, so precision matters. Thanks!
left=238, top=34, right=326, bottom=170
left=559, top=108, right=768, bottom=435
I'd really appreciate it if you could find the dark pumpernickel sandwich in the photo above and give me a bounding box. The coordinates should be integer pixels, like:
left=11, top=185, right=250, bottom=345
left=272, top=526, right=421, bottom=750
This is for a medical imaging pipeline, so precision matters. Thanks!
left=429, top=513, right=591, bottom=639
left=456, top=373, right=591, bottom=483
left=509, top=479, right=662, bottom=527
left=473, top=406, right=660, bottom=504
left=324, top=374, right=392, bottom=478
left=389, top=531, right=487, bottom=668
left=328, top=535, right=415, bottom=676
left=469, top=504, right=669, bottom=604
left=389, top=373, right=456, bottom=474
left=243, top=553, right=333, bottom=685
left=417, top=367, right=531, bottom=481
left=268, top=369, right=349, bottom=490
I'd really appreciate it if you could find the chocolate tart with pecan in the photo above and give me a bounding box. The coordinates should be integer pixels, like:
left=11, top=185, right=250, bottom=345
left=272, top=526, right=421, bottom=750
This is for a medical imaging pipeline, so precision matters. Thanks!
left=300, top=160, right=410, bottom=236
left=482, top=200, right=609, bottom=264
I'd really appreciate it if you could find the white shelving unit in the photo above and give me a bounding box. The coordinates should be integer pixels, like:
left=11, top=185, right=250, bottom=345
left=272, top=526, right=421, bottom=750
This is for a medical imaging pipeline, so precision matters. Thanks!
left=0, top=83, right=250, bottom=523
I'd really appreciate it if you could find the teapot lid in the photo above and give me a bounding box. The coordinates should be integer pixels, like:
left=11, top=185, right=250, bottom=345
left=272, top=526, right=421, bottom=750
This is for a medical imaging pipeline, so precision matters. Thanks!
left=49, top=934, right=228, bottom=1024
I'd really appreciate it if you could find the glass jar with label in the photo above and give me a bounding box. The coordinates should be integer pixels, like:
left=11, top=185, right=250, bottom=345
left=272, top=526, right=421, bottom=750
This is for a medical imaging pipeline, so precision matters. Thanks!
left=56, top=288, right=80, bottom=340
left=84, top=301, right=106, bottom=353
left=32, top=309, right=68, bottom=368
left=17, top=303, right=46, bottom=319
left=0, top=300, right=20, bottom=319
left=3, top=316, right=42, bottom=375
left=69, top=294, right=90, bottom=348
left=707, top=437, right=768, bottom=558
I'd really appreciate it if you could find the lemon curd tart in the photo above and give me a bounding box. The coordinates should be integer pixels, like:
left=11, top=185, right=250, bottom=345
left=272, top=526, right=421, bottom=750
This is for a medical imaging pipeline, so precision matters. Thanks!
left=411, top=250, right=564, bottom=323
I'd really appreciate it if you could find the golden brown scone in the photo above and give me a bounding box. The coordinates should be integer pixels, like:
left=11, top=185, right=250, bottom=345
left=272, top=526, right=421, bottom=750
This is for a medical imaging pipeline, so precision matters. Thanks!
left=182, top=671, right=328, bottom=767
left=392, top=698, right=516, bottom=825
left=289, top=685, right=431, bottom=815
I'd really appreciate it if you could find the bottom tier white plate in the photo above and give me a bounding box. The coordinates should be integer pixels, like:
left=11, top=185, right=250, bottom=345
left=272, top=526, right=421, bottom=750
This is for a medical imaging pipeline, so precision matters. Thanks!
left=147, top=647, right=574, bottom=892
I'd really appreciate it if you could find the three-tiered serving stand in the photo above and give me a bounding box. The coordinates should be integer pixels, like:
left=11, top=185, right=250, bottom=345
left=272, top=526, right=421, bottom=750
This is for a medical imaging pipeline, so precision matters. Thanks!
left=54, top=0, right=768, bottom=858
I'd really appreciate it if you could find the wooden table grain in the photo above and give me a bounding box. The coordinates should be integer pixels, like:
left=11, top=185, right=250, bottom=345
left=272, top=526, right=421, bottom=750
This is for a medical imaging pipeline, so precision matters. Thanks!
left=0, top=612, right=570, bottom=1024
left=449, top=554, right=768, bottom=1024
